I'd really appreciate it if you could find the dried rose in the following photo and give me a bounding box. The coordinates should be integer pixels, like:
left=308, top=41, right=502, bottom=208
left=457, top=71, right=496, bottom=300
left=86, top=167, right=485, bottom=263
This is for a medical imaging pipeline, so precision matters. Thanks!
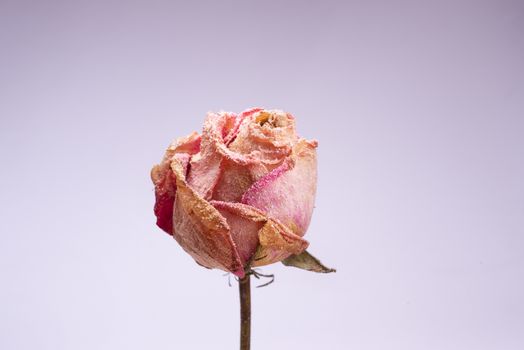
left=151, top=108, right=333, bottom=277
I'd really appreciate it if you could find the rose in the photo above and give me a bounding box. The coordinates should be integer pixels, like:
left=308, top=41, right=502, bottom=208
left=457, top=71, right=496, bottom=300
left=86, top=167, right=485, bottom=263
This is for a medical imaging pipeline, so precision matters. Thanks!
left=151, top=108, right=321, bottom=278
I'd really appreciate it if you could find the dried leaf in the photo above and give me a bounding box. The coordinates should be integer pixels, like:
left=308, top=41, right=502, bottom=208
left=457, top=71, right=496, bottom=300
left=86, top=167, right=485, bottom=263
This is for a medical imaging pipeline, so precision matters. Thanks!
left=282, top=250, right=336, bottom=273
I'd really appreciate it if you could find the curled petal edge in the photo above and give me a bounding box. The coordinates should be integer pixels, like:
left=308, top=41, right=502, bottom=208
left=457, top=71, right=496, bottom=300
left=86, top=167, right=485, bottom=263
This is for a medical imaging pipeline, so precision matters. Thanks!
left=241, top=138, right=318, bottom=237
left=151, top=132, right=201, bottom=235
left=210, top=201, right=309, bottom=268
left=170, top=157, right=245, bottom=277
left=204, top=110, right=291, bottom=167
left=187, top=111, right=264, bottom=199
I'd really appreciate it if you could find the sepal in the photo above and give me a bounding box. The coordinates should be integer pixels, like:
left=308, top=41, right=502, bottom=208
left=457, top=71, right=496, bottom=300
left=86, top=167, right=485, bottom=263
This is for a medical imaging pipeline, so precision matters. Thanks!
left=282, top=250, right=336, bottom=273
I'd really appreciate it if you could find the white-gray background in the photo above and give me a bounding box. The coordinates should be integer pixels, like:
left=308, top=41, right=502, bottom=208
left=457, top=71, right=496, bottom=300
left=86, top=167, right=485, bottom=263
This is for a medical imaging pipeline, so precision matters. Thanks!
left=1, top=0, right=523, bottom=349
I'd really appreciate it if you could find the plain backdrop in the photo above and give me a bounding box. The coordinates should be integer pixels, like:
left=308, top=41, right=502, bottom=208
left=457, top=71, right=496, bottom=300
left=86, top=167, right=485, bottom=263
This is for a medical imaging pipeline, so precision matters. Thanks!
left=1, top=0, right=523, bottom=349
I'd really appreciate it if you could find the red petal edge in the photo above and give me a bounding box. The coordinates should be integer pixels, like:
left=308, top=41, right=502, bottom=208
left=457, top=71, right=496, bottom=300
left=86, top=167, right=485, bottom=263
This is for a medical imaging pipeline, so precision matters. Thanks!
left=154, top=189, right=175, bottom=235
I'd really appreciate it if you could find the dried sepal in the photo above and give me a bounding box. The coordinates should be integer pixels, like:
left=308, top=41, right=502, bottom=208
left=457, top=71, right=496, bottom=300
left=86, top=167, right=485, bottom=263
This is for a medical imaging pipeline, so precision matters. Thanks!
left=282, top=250, right=336, bottom=273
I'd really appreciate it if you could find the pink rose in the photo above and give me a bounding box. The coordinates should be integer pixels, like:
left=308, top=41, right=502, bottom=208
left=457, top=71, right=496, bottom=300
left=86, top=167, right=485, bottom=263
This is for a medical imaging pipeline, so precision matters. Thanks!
left=151, top=108, right=320, bottom=277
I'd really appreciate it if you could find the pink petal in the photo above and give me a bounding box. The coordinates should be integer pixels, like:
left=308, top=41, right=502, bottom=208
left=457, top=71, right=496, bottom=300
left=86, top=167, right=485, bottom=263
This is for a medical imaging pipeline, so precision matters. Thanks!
left=186, top=150, right=223, bottom=199
left=192, top=109, right=301, bottom=202
left=228, top=109, right=298, bottom=166
left=151, top=153, right=190, bottom=235
left=223, top=108, right=262, bottom=146
left=187, top=111, right=265, bottom=199
left=151, top=133, right=200, bottom=235
left=211, top=160, right=267, bottom=202
left=241, top=139, right=318, bottom=237
left=210, top=201, right=309, bottom=267
left=211, top=201, right=265, bottom=265
left=171, top=157, right=244, bottom=276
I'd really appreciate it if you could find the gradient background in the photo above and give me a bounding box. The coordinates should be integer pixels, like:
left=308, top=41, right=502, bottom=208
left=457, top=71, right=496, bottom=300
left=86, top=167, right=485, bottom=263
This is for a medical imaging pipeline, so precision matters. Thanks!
left=1, top=0, right=523, bottom=349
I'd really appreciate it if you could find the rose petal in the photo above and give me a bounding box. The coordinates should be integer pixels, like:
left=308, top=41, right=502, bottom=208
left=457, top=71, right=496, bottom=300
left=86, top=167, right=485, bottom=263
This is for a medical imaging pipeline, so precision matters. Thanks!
left=166, top=132, right=201, bottom=155
left=186, top=150, right=223, bottom=199
left=223, top=108, right=262, bottom=146
left=210, top=201, right=309, bottom=267
left=241, top=139, right=318, bottom=237
left=190, top=109, right=302, bottom=202
left=228, top=109, right=298, bottom=166
left=171, top=157, right=244, bottom=277
left=211, top=201, right=265, bottom=265
left=151, top=153, right=190, bottom=234
left=252, top=219, right=309, bottom=267
left=151, top=133, right=201, bottom=235
left=188, top=111, right=265, bottom=199
left=205, top=109, right=294, bottom=168
left=211, top=160, right=268, bottom=202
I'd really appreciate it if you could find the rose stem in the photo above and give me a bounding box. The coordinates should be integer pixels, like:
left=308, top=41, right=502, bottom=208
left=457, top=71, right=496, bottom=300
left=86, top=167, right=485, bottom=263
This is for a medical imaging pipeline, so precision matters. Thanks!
left=239, top=273, right=251, bottom=350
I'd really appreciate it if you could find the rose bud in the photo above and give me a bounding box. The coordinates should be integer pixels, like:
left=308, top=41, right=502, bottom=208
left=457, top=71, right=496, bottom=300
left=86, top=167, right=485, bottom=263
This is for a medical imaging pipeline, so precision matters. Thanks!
left=151, top=108, right=334, bottom=277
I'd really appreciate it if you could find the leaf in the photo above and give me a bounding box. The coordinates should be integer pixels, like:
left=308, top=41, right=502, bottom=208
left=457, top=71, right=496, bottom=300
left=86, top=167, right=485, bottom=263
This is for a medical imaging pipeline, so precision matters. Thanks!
left=282, top=250, right=336, bottom=273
